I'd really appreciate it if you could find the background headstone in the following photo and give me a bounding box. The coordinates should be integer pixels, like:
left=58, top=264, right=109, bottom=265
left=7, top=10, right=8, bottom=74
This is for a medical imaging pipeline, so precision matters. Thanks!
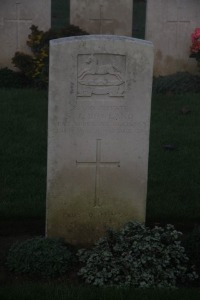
left=46, top=35, right=154, bottom=246
left=145, top=0, right=200, bottom=75
left=0, top=0, right=51, bottom=69
left=70, top=0, right=133, bottom=36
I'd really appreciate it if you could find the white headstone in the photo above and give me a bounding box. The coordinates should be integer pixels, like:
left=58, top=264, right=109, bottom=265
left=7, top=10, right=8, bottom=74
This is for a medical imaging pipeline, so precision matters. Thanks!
left=145, top=0, right=200, bottom=75
left=46, top=35, right=154, bottom=246
left=70, top=0, right=133, bottom=36
left=0, top=0, right=51, bottom=69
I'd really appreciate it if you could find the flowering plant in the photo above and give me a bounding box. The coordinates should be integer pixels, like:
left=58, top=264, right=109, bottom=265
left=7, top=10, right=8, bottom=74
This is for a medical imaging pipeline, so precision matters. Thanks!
left=190, top=28, right=200, bottom=67
left=12, top=25, right=88, bottom=88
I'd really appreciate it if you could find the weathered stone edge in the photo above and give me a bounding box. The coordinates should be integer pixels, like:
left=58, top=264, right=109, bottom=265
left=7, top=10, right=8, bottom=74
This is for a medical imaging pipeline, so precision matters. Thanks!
left=50, top=35, right=153, bottom=47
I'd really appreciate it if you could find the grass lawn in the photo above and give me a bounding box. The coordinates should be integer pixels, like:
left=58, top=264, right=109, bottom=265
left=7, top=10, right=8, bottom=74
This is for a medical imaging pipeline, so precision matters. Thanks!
left=0, top=89, right=200, bottom=224
left=147, top=93, right=200, bottom=224
left=0, top=89, right=47, bottom=219
left=0, top=284, right=200, bottom=300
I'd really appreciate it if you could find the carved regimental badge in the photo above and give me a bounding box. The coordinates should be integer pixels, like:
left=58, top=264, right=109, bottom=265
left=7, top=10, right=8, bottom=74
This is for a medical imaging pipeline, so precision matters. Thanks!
left=77, top=54, right=126, bottom=97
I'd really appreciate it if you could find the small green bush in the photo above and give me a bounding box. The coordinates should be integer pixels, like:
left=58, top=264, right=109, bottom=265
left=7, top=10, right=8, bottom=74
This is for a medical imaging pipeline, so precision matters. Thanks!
left=0, top=67, right=31, bottom=88
left=153, top=72, right=200, bottom=94
left=7, top=237, right=76, bottom=278
left=77, top=222, right=198, bottom=288
left=184, top=225, right=200, bottom=274
left=12, top=24, right=89, bottom=88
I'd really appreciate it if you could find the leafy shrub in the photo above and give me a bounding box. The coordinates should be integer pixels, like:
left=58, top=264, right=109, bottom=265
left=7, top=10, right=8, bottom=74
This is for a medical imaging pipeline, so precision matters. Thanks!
left=183, top=225, right=200, bottom=275
left=12, top=24, right=89, bottom=88
left=0, top=67, right=31, bottom=88
left=7, top=237, right=76, bottom=278
left=153, top=72, right=200, bottom=94
left=77, top=222, right=198, bottom=288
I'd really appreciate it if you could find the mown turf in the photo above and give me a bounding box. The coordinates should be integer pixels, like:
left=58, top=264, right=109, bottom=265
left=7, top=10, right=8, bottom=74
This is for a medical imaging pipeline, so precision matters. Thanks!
left=147, top=93, right=200, bottom=223
left=0, top=285, right=200, bottom=300
left=0, top=89, right=47, bottom=219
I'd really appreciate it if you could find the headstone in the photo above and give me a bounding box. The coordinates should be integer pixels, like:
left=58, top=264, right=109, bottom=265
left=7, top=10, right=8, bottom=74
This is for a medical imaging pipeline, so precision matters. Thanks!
left=46, top=35, right=154, bottom=246
left=0, top=0, right=51, bottom=69
left=145, top=0, right=200, bottom=75
left=70, top=0, right=133, bottom=36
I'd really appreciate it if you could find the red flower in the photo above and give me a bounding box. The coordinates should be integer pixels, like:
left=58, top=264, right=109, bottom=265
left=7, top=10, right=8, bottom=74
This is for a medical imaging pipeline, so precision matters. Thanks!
left=191, top=28, right=200, bottom=43
left=191, top=28, right=200, bottom=55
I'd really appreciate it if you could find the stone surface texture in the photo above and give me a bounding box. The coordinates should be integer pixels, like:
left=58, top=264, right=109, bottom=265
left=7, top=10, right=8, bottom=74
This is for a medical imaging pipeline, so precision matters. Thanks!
left=70, top=0, right=133, bottom=36
left=145, top=0, right=200, bottom=76
left=46, top=35, right=154, bottom=246
left=0, top=0, right=51, bottom=69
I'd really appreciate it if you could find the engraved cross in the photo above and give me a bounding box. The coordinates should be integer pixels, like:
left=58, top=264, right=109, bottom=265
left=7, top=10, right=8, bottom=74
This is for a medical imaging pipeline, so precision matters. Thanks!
left=76, top=139, right=120, bottom=207
left=89, top=5, right=113, bottom=34
left=5, top=2, right=32, bottom=50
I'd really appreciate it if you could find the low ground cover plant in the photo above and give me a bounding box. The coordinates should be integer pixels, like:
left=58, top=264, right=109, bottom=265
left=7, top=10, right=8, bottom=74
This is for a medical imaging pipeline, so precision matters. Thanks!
left=77, top=222, right=198, bottom=288
left=7, top=237, right=76, bottom=278
left=6, top=222, right=199, bottom=287
left=184, top=225, right=200, bottom=275
left=153, top=72, right=200, bottom=94
left=0, top=67, right=31, bottom=88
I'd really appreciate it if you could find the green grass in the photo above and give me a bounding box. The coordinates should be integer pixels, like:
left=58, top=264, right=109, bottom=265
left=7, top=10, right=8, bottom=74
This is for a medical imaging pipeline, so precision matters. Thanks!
left=0, top=285, right=200, bottom=300
left=0, top=89, right=47, bottom=219
left=0, top=89, right=200, bottom=224
left=147, top=93, right=200, bottom=223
